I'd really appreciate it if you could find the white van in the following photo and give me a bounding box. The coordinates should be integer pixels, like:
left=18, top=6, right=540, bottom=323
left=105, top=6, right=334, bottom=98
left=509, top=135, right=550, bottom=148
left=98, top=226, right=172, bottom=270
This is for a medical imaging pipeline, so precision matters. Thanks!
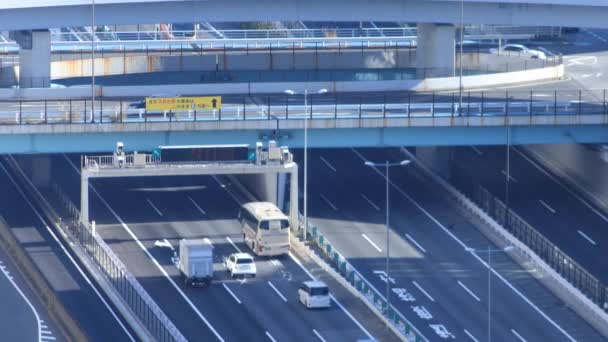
left=298, top=280, right=331, bottom=309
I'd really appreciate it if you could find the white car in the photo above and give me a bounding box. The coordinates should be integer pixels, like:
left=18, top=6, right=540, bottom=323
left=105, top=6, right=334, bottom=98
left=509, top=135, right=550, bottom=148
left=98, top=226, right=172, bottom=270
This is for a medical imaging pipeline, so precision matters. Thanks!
left=489, top=44, right=547, bottom=60
left=225, top=253, right=257, bottom=278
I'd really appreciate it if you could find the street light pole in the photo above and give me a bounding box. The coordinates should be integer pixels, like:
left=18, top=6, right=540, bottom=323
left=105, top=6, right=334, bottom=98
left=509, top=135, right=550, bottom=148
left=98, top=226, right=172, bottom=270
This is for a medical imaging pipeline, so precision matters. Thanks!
left=465, top=245, right=514, bottom=342
left=285, top=88, right=327, bottom=241
left=365, top=159, right=411, bottom=318
left=459, top=0, right=464, bottom=116
left=91, top=0, right=96, bottom=122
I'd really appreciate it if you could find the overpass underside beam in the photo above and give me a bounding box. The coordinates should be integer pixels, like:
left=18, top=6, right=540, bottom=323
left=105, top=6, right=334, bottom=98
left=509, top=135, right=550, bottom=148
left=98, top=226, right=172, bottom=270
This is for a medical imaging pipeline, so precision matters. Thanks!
left=416, top=23, right=455, bottom=78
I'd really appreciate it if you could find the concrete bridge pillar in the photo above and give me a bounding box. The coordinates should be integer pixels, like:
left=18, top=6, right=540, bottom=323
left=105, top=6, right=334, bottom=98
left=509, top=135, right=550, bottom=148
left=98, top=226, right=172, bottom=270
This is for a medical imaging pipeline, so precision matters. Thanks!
left=415, top=146, right=452, bottom=179
left=15, top=30, right=51, bottom=88
left=416, top=23, right=456, bottom=78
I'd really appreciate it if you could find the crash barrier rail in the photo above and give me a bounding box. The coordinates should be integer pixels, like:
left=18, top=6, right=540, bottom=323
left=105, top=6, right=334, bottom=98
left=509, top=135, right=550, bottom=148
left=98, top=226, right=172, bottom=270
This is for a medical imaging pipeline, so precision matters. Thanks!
left=301, top=216, right=428, bottom=341
left=2, top=153, right=184, bottom=341
left=10, top=55, right=559, bottom=87
left=46, top=27, right=544, bottom=42
left=450, top=163, right=608, bottom=312
left=82, top=154, right=160, bottom=169
left=2, top=88, right=608, bottom=127
left=47, top=180, right=187, bottom=342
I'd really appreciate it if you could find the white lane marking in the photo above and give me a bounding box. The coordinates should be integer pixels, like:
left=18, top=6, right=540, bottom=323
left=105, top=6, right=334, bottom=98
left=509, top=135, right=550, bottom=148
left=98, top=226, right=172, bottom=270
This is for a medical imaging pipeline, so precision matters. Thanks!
left=412, top=281, right=435, bottom=302
left=188, top=196, right=206, bottom=215
left=357, top=147, right=578, bottom=342
left=470, top=146, right=483, bottom=156
left=514, top=147, right=608, bottom=224
left=265, top=331, right=277, bottom=342
left=41, top=330, right=52, bottom=334
left=0, top=260, right=42, bottom=342
left=4, top=160, right=136, bottom=342
left=41, top=337, right=56, bottom=341
left=511, top=329, right=528, bottom=342
left=267, top=281, right=287, bottom=302
left=577, top=230, right=597, bottom=246
left=458, top=281, right=481, bottom=301
left=226, top=236, right=242, bottom=253
left=360, top=193, right=380, bottom=211
left=62, top=155, right=224, bottom=342
left=313, top=329, right=327, bottom=342
left=361, top=234, right=383, bottom=253
left=146, top=198, right=163, bottom=216
left=320, top=194, right=338, bottom=211
left=222, top=283, right=242, bottom=304
left=288, top=252, right=374, bottom=340
left=405, top=233, right=426, bottom=253
left=40, top=324, right=48, bottom=329
left=463, top=329, right=479, bottom=342
left=500, top=170, right=518, bottom=183
left=319, top=156, right=337, bottom=172
left=538, top=200, right=556, bottom=214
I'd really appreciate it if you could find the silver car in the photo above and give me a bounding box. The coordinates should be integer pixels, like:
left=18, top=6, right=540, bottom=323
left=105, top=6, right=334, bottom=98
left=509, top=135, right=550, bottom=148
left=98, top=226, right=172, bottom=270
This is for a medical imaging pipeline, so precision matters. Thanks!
left=489, top=44, right=547, bottom=60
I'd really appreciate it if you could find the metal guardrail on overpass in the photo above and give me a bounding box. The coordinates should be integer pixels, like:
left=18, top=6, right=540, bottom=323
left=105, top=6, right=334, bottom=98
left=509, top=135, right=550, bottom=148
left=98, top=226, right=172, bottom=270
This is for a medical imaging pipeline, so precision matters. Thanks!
left=0, top=90, right=605, bottom=127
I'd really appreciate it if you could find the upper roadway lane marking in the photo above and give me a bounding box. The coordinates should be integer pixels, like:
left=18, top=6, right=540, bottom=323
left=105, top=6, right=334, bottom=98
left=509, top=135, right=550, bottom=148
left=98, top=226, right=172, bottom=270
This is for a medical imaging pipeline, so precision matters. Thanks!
left=405, top=233, right=426, bottom=253
left=412, top=281, right=435, bottom=302
left=360, top=193, right=380, bottom=211
left=188, top=196, right=207, bottom=215
left=222, top=283, right=242, bottom=304
left=146, top=197, right=163, bottom=216
left=312, top=329, right=327, bottom=342
left=319, top=194, right=338, bottom=211
left=319, top=156, right=337, bottom=172
left=511, top=329, right=528, bottom=342
left=463, top=329, right=479, bottom=342
left=267, top=281, right=287, bottom=303
left=538, top=200, right=556, bottom=214
left=457, top=281, right=481, bottom=302
left=577, top=230, right=597, bottom=246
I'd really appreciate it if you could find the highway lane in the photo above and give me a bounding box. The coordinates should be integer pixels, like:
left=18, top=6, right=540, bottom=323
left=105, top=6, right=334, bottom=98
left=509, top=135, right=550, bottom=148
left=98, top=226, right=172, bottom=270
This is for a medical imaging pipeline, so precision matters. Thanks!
left=0, top=160, right=136, bottom=342
left=294, top=147, right=605, bottom=341
left=56, top=154, right=373, bottom=342
left=0, top=244, right=60, bottom=342
left=451, top=145, right=608, bottom=283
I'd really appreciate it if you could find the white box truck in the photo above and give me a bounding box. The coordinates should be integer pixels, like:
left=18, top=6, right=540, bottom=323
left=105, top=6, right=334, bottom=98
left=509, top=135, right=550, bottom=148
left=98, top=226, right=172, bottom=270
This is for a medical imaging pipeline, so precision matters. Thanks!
left=179, top=238, right=213, bottom=287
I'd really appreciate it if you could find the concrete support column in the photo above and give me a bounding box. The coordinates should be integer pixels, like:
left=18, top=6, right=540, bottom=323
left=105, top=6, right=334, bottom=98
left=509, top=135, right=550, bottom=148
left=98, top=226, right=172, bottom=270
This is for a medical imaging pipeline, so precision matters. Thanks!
left=289, top=166, right=299, bottom=232
left=16, top=30, right=51, bottom=88
left=277, top=172, right=287, bottom=211
left=416, top=23, right=456, bottom=78
left=30, top=155, right=51, bottom=188
left=80, top=173, right=89, bottom=224
left=238, top=173, right=279, bottom=205
left=415, top=146, right=452, bottom=179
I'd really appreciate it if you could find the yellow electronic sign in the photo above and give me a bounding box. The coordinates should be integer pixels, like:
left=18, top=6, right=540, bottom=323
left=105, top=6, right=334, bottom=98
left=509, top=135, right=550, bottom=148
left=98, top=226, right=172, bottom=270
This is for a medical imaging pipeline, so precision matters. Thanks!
left=145, top=96, right=222, bottom=111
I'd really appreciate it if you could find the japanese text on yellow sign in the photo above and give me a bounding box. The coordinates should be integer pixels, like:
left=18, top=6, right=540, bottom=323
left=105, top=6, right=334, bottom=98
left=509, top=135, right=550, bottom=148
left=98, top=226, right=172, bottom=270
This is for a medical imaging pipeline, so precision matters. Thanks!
left=145, top=96, right=222, bottom=111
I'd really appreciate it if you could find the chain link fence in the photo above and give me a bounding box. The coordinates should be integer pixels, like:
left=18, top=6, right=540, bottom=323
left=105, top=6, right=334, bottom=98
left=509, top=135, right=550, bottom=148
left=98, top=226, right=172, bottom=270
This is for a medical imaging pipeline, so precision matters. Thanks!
left=450, top=163, right=608, bottom=311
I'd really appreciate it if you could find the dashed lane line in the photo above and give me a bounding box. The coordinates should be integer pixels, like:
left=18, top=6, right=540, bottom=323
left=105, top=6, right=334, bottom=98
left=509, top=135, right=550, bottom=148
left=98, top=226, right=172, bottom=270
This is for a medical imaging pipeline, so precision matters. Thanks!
left=361, top=234, right=383, bottom=253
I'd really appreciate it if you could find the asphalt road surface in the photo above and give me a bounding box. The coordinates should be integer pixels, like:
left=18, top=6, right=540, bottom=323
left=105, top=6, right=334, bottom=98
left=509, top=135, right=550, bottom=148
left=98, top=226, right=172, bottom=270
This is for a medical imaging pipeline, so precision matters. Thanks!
left=52, top=153, right=375, bottom=342
left=0, top=160, right=136, bottom=342
left=294, top=147, right=605, bottom=342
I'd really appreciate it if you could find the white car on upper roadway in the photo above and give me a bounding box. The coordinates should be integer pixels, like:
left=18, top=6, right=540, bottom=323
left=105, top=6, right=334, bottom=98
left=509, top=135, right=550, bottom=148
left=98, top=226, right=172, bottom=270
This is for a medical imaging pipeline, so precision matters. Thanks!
left=225, top=253, right=257, bottom=278
left=489, top=44, right=547, bottom=60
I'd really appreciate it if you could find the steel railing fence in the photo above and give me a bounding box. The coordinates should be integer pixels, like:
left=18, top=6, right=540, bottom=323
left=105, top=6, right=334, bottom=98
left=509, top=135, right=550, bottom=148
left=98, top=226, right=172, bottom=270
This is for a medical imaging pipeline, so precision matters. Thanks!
left=449, top=163, right=608, bottom=312
left=48, top=181, right=187, bottom=342
left=2, top=88, right=607, bottom=127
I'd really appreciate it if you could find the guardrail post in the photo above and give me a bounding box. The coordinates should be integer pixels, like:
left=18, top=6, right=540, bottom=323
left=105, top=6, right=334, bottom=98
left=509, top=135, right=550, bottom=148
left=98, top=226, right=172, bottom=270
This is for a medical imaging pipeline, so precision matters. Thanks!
left=69, top=100, right=72, bottom=123
left=451, top=93, right=455, bottom=116
left=286, top=95, right=289, bottom=119
left=554, top=90, right=558, bottom=117
left=529, top=91, right=533, bottom=116
left=243, top=97, right=247, bottom=120
left=604, top=89, right=607, bottom=115
left=267, top=96, right=271, bottom=120
left=100, top=99, right=103, bottom=123
left=383, top=94, right=386, bottom=118
left=334, top=95, right=338, bottom=119
left=407, top=92, right=411, bottom=118
left=578, top=90, right=582, bottom=115
left=481, top=92, right=484, bottom=117
left=431, top=92, right=435, bottom=117
left=119, top=99, right=123, bottom=123
left=467, top=92, right=471, bottom=116
left=19, top=100, right=22, bottom=124
left=359, top=96, right=362, bottom=119
left=83, top=100, right=87, bottom=123
left=505, top=91, right=509, bottom=117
